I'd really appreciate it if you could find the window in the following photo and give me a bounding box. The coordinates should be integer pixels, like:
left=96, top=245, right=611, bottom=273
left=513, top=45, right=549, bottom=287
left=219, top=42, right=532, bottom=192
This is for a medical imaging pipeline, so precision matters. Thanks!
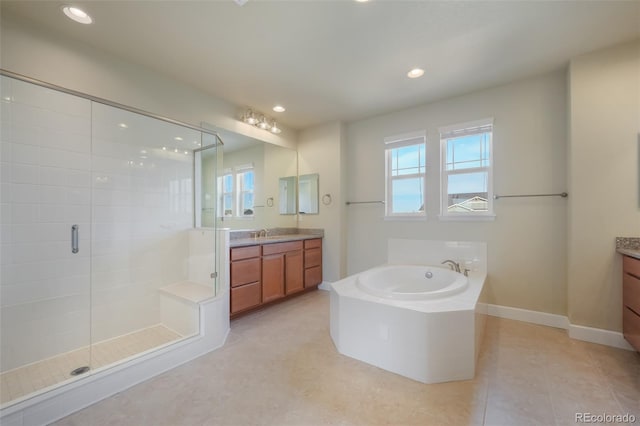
left=218, top=164, right=254, bottom=218
left=439, top=119, right=494, bottom=218
left=384, top=132, right=426, bottom=218
left=219, top=170, right=233, bottom=217
left=236, top=167, right=255, bottom=216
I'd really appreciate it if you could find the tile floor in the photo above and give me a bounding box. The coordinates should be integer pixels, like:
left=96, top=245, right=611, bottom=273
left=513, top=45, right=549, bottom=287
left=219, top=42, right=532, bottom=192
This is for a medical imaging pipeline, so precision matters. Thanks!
left=54, top=291, right=639, bottom=425
left=1, top=325, right=182, bottom=406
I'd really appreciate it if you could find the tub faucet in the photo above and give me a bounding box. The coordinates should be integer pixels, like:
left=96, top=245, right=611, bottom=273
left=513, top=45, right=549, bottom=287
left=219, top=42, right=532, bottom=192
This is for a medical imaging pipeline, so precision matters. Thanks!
left=441, top=259, right=461, bottom=273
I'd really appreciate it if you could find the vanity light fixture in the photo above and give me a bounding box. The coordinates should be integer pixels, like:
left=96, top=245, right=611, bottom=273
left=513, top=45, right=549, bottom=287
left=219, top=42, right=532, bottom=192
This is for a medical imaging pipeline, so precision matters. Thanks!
left=258, top=115, right=271, bottom=130
left=62, top=5, right=93, bottom=24
left=244, top=109, right=258, bottom=125
left=242, top=108, right=283, bottom=135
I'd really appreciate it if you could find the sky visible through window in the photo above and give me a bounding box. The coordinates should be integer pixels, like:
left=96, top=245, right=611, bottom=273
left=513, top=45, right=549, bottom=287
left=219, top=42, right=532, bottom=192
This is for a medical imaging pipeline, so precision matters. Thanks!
left=446, top=133, right=490, bottom=196
left=391, top=144, right=425, bottom=213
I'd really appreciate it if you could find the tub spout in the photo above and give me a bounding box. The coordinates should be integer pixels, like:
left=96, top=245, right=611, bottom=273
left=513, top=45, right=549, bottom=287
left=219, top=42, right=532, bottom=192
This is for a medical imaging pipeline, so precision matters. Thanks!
left=441, top=259, right=461, bottom=273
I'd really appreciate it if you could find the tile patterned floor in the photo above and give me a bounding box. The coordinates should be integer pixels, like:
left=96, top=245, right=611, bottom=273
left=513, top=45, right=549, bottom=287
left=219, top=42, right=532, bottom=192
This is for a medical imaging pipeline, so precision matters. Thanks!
left=52, top=291, right=640, bottom=425
left=1, top=325, right=182, bottom=406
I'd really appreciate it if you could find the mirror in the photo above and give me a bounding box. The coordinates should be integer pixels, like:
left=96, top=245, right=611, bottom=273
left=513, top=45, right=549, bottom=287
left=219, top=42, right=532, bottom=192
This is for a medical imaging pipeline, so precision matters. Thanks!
left=279, top=176, right=297, bottom=215
left=201, top=125, right=297, bottom=229
left=298, top=173, right=319, bottom=214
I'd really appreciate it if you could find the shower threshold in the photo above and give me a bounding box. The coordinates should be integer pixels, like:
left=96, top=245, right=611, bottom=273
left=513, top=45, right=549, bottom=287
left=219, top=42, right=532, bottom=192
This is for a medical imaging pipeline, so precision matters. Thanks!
left=0, top=325, right=183, bottom=407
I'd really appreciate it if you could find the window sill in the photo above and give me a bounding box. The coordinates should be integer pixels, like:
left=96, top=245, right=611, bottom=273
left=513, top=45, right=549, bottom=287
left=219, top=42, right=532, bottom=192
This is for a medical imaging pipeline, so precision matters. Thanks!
left=437, top=214, right=496, bottom=222
left=384, top=215, right=427, bottom=222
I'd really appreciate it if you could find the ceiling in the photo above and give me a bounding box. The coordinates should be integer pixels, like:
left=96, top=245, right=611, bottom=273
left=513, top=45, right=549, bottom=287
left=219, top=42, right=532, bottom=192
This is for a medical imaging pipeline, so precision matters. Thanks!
left=2, top=1, right=639, bottom=130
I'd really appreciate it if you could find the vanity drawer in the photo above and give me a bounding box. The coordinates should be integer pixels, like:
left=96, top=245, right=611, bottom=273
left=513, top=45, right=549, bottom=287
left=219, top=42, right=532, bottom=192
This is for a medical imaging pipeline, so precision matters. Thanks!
left=305, top=265, right=322, bottom=288
left=305, top=247, right=322, bottom=268
left=231, top=282, right=262, bottom=314
left=623, top=273, right=640, bottom=314
left=623, top=255, right=640, bottom=278
left=304, top=238, right=322, bottom=249
left=262, top=241, right=303, bottom=256
left=231, top=258, right=261, bottom=288
left=231, top=245, right=261, bottom=261
left=623, top=306, right=640, bottom=351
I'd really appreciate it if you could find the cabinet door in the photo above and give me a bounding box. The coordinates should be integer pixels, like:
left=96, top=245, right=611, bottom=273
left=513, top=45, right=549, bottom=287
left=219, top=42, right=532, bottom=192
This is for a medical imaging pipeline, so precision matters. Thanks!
left=262, top=254, right=285, bottom=303
left=285, top=250, right=304, bottom=294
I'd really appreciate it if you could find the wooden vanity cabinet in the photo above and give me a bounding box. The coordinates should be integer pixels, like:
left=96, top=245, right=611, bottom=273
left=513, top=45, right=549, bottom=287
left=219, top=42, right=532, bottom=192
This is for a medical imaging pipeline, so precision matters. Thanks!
left=230, top=237, right=321, bottom=318
left=623, top=255, right=640, bottom=351
left=304, top=238, right=323, bottom=287
left=230, top=245, right=262, bottom=315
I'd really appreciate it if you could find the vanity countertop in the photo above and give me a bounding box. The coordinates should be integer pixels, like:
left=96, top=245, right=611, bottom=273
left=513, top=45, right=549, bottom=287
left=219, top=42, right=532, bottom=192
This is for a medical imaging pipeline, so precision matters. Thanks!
left=618, top=248, right=640, bottom=260
left=230, top=234, right=322, bottom=248
left=616, top=237, right=640, bottom=260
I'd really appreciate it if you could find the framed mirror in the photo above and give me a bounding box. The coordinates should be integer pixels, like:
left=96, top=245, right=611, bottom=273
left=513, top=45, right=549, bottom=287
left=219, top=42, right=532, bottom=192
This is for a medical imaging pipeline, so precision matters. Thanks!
left=279, top=176, right=297, bottom=215
left=298, top=173, right=319, bottom=214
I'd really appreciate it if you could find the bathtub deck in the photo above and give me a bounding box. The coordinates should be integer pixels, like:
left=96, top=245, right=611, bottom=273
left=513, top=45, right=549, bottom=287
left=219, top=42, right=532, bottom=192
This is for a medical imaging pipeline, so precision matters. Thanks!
left=0, top=325, right=182, bottom=406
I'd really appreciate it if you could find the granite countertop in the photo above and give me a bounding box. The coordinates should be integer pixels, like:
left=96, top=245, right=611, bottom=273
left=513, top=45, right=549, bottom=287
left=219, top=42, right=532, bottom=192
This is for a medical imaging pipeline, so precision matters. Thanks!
left=616, top=237, right=640, bottom=260
left=230, top=234, right=322, bottom=248
left=618, top=248, right=640, bottom=260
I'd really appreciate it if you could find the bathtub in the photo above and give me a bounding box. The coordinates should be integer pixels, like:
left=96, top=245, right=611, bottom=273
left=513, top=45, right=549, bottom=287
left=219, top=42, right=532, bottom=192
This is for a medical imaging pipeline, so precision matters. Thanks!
left=330, top=239, right=487, bottom=384
left=356, top=265, right=468, bottom=300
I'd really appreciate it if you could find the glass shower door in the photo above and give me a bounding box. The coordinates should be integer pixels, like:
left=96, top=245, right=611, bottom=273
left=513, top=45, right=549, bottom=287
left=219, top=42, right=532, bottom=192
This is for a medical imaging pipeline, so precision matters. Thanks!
left=0, top=75, right=92, bottom=406
left=90, top=102, right=200, bottom=368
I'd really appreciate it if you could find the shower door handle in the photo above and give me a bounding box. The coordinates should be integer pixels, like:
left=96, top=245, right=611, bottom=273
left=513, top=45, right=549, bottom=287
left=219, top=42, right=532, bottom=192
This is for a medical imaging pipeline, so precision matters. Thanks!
left=71, top=224, right=79, bottom=254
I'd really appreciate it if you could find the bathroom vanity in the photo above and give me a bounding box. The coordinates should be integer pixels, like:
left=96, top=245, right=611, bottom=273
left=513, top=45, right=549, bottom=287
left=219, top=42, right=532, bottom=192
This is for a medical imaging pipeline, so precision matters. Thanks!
left=617, top=237, right=640, bottom=351
left=622, top=252, right=640, bottom=351
left=229, top=233, right=323, bottom=317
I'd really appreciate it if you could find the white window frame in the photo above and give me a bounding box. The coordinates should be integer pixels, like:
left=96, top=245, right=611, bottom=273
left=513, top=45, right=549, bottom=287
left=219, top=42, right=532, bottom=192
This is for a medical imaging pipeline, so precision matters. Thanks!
left=439, top=118, right=495, bottom=221
left=236, top=165, right=255, bottom=217
left=218, top=169, right=234, bottom=217
left=384, top=131, right=427, bottom=220
left=218, top=164, right=255, bottom=219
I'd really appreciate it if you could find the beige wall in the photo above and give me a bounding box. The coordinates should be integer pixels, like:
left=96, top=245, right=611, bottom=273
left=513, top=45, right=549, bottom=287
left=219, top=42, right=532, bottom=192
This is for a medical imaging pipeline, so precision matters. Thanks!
left=346, top=70, right=568, bottom=315
left=298, top=122, right=347, bottom=282
left=568, top=39, right=640, bottom=331
left=0, top=13, right=297, bottom=149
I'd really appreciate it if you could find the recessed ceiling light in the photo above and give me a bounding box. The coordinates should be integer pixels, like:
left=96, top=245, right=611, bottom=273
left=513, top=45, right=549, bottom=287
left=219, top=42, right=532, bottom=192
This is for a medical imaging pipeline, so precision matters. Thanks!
left=118, top=123, right=128, bottom=128
left=355, top=0, right=369, bottom=3
left=174, top=136, right=183, bottom=141
left=62, top=6, right=93, bottom=24
left=407, top=68, right=425, bottom=79
left=273, top=105, right=285, bottom=113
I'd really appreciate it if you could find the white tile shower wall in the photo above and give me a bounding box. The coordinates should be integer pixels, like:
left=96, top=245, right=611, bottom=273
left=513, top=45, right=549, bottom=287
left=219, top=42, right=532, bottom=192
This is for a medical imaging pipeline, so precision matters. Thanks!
left=89, top=102, right=195, bottom=343
left=387, top=239, right=487, bottom=273
left=1, top=76, right=92, bottom=372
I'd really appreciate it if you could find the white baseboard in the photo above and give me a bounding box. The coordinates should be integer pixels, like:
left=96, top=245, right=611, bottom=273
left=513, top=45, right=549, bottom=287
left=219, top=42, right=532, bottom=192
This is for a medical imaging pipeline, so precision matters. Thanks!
left=568, top=324, right=635, bottom=351
left=483, top=303, right=569, bottom=329
left=481, top=303, right=634, bottom=351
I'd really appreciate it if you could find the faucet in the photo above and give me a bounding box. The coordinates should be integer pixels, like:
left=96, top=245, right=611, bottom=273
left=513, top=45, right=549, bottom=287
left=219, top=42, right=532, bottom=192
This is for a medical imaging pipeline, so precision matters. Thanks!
left=259, top=228, right=269, bottom=238
left=441, top=259, right=461, bottom=273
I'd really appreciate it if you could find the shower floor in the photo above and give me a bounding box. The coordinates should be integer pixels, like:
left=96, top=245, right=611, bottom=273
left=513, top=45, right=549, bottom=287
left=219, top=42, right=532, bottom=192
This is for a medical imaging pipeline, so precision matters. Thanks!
left=0, top=325, right=182, bottom=406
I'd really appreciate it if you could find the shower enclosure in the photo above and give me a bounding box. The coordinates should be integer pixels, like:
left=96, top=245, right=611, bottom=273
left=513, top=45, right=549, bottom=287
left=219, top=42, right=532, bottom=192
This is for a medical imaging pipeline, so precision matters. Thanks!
left=0, top=73, right=221, bottom=408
